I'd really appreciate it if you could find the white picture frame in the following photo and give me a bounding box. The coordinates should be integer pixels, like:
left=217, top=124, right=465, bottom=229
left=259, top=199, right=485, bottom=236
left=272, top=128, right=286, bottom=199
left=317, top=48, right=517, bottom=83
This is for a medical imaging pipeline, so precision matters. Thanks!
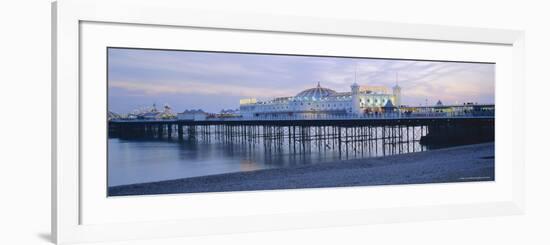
left=52, top=0, right=525, bottom=244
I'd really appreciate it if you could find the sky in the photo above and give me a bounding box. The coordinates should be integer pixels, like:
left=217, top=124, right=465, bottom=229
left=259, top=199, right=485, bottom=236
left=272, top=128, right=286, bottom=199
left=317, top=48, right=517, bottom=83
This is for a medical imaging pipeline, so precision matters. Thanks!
left=108, top=48, right=495, bottom=114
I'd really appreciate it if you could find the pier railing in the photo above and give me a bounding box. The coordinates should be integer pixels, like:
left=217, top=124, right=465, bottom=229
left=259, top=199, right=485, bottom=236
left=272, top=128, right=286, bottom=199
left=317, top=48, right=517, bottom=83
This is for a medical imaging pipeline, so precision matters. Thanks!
left=201, top=110, right=494, bottom=122
left=111, top=112, right=494, bottom=124
left=112, top=104, right=494, bottom=123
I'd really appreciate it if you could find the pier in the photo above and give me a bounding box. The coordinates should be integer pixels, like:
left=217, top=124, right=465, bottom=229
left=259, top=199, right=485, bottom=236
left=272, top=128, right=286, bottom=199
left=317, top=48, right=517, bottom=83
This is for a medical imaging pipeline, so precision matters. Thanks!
left=109, top=114, right=494, bottom=157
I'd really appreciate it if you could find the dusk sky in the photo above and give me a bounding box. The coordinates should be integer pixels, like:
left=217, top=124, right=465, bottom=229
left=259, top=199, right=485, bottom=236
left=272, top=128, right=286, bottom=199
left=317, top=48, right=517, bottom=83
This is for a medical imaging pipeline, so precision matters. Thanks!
left=108, top=48, right=495, bottom=114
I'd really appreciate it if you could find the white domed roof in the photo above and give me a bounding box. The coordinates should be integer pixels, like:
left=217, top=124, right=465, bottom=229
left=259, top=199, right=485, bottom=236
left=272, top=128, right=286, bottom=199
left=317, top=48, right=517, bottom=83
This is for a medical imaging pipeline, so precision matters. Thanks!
left=295, top=82, right=336, bottom=100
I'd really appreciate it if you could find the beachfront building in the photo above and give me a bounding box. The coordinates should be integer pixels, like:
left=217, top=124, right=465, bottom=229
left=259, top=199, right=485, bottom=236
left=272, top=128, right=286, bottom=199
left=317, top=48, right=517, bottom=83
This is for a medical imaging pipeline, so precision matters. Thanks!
left=177, top=109, right=208, bottom=121
left=239, top=82, right=401, bottom=119
left=217, top=109, right=241, bottom=119
left=117, top=103, right=177, bottom=120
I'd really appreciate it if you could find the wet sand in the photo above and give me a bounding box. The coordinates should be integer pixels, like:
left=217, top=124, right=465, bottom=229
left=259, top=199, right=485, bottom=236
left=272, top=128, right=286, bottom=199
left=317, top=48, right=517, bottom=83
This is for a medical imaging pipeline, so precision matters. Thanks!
left=109, top=142, right=495, bottom=196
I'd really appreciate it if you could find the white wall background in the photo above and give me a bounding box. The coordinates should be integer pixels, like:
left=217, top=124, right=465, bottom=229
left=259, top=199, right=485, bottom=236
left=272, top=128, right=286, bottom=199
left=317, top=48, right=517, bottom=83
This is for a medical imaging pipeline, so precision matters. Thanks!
left=0, top=0, right=547, bottom=244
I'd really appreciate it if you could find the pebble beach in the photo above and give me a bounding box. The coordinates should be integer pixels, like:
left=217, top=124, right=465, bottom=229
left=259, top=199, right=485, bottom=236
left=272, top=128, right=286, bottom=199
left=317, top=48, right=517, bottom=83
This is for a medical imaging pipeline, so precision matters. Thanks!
left=109, top=142, right=495, bottom=196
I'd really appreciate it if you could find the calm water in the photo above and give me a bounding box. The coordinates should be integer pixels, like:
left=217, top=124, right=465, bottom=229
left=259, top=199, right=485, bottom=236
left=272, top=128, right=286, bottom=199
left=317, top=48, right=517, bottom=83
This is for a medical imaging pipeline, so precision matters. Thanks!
left=108, top=126, right=428, bottom=186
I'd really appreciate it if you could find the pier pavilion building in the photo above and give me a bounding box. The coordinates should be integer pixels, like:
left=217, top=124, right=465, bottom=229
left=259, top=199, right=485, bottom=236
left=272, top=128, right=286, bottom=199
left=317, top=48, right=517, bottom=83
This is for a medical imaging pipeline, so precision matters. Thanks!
left=239, top=82, right=401, bottom=119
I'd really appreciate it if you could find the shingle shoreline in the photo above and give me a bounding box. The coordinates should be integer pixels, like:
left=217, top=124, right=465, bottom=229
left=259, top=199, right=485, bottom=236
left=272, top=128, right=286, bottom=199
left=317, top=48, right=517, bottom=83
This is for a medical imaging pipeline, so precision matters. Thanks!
left=109, top=143, right=495, bottom=196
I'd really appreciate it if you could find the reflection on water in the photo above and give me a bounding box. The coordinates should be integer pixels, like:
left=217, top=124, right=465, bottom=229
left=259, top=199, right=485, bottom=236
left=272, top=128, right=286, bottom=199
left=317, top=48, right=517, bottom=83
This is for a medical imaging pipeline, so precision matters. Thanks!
left=108, top=126, right=428, bottom=186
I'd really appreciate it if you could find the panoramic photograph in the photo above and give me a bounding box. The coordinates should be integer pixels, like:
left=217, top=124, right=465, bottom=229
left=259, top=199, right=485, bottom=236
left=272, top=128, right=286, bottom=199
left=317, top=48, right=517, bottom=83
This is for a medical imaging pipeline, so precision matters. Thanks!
left=107, top=47, right=495, bottom=196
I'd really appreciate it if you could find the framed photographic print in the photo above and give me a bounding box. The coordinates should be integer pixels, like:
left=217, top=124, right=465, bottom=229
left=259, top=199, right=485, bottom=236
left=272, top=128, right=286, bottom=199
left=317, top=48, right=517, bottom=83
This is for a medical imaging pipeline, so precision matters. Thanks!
left=52, top=0, right=525, bottom=244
